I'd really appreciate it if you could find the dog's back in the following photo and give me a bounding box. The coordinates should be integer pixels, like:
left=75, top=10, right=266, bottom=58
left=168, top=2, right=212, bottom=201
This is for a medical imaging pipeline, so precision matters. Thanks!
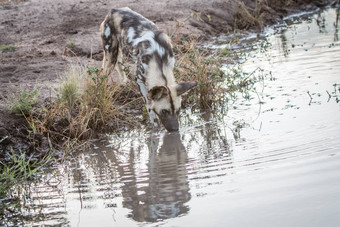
left=100, top=8, right=174, bottom=82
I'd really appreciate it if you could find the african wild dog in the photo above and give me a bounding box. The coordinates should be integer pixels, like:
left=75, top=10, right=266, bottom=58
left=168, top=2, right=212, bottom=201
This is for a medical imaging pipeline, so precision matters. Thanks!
left=100, top=7, right=197, bottom=131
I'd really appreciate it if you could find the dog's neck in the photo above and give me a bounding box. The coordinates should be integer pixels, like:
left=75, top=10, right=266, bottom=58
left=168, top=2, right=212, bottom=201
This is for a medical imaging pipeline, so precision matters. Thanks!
left=144, top=53, right=176, bottom=89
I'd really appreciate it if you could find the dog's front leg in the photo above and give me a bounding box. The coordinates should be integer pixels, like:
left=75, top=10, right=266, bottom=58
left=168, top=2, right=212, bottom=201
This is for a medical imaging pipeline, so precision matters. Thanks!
left=136, top=76, right=159, bottom=127
left=147, top=106, right=159, bottom=127
left=116, top=49, right=129, bottom=84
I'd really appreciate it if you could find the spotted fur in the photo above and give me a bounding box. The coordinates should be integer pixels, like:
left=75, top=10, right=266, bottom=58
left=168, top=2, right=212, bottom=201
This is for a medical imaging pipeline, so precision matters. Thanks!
left=100, top=7, right=197, bottom=131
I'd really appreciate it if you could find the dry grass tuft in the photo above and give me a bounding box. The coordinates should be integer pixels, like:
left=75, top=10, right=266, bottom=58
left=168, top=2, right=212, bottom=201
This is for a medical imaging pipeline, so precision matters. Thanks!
left=174, top=36, right=226, bottom=109
left=236, top=0, right=266, bottom=30
left=23, top=64, right=143, bottom=150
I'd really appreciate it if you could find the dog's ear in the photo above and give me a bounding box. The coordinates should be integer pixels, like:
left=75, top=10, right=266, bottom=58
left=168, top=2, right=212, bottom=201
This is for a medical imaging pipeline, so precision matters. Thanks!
left=148, top=86, right=168, bottom=101
left=176, top=81, right=198, bottom=96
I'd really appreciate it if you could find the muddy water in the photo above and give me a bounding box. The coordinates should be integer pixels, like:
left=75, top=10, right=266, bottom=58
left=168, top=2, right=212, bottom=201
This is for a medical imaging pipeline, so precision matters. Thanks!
left=4, top=7, right=340, bottom=227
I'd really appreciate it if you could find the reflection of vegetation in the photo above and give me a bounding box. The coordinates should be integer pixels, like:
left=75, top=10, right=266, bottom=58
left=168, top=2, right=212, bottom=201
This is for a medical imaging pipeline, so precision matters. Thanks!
left=0, top=149, right=55, bottom=226
left=224, top=66, right=266, bottom=102
left=316, top=12, right=327, bottom=33
left=230, top=119, right=248, bottom=140
left=0, top=148, right=53, bottom=197
left=334, top=83, right=340, bottom=103
left=315, top=6, right=340, bottom=41
left=334, top=7, right=339, bottom=41
left=279, top=32, right=290, bottom=57
left=0, top=145, right=54, bottom=225
left=307, top=84, right=340, bottom=105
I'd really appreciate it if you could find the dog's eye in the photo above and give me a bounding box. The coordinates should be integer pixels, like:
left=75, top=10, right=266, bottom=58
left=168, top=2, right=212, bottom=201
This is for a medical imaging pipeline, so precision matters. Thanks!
left=162, top=110, right=169, bottom=115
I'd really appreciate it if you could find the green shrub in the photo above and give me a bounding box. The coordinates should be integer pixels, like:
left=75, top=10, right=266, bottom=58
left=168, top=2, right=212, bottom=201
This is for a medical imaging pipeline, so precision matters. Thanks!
left=0, top=44, right=16, bottom=52
left=9, top=89, right=39, bottom=116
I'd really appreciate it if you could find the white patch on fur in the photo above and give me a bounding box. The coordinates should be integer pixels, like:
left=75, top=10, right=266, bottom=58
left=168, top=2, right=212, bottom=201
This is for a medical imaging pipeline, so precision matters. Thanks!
left=105, top=44, right=110, bottom=50
left=127, top=27, right=136, bottom=43
left=151, top=97, right=171, bottom=116
left=128, top=30, right=165, bottom=57
left=146, top=56, right=164, bottom=88
left=104, top=25, right=111, bottom=38
left=170, top=87, right=182, bottom=110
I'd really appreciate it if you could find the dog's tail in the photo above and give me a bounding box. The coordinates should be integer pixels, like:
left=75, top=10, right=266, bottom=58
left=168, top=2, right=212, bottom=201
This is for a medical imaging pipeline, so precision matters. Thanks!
left=100, top=14, right=119, bottom=77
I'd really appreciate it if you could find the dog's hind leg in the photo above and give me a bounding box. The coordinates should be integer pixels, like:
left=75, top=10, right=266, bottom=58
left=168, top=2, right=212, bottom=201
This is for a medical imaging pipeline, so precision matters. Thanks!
left=100, top=18, right=119, bottom=79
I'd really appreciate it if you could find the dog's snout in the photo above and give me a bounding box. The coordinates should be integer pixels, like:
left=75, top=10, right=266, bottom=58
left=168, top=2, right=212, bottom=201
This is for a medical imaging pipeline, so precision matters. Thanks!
left=160, top=115, right=179, bottom=132
left=166, top=123, right=179, bottom=132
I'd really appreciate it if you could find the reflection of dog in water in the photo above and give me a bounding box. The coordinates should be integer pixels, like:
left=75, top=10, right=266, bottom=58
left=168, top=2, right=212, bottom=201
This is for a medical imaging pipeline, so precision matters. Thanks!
left=123, top=132, right=191, bottom=222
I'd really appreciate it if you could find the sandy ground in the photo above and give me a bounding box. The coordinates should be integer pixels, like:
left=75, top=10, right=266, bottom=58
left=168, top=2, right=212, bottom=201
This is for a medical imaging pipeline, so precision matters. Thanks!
left=0, top=0, right=333, bottom=152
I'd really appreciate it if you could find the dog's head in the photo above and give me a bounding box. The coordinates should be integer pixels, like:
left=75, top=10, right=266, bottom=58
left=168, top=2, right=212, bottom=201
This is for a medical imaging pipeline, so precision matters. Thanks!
left=148, top=81, right=197, bottom=131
